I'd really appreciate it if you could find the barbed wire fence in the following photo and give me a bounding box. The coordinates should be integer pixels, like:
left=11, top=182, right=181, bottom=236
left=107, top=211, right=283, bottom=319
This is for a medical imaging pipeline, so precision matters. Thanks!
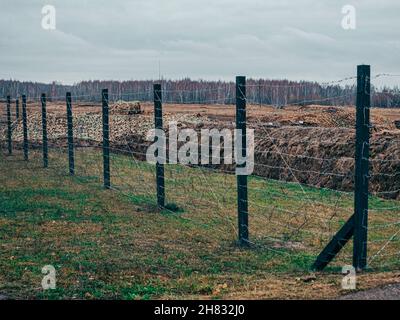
left=0, top=65, right=399, bottom=272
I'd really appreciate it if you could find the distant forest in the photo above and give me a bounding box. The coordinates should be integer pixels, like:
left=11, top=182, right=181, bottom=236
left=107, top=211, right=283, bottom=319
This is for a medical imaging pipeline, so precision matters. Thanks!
left=1, top=78, right=400, bottom=108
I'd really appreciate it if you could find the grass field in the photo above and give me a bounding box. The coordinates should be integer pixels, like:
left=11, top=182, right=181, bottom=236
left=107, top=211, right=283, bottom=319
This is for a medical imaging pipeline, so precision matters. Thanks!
left=1, top=147, right=400, bottom=299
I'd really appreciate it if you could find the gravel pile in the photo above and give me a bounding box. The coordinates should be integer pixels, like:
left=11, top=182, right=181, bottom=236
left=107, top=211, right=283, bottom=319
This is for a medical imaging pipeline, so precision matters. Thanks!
left=5, top=112, right=205, bottom=144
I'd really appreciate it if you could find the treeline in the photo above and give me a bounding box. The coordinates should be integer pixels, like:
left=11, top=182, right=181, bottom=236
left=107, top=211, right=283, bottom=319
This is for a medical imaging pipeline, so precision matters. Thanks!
left=1, top=79, right=399, bottom=107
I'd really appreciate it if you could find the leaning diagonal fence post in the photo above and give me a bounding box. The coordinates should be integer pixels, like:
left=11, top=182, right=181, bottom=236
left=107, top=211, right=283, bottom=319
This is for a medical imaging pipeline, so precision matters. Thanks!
left=236, top=76, right=249, bottom=246
left=102, top=89, right=110, bottom=189
left=22, top=95, right=28, bottom=161
left=6, top=96, right=12, bottom=155
left=66, top=92, right=75, bottom=175
left=41, top=93, right=48, bottom=168
left=153, top=84, right=165, bottom=208
left=353, top=64, right=371, bottom=271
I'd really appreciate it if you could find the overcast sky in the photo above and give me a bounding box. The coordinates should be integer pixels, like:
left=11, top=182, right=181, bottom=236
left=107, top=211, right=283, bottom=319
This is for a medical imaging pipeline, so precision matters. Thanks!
left=0, top=0, right=399, bottom=86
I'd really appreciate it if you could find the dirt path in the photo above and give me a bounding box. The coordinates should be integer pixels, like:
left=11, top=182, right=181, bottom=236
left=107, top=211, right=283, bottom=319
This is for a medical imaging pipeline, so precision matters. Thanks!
left=339, top=283, right=400, bottom=300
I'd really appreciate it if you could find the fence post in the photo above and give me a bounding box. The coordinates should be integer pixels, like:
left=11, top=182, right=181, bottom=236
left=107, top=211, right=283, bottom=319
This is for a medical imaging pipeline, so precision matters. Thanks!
left=22, top=95, right=28, bottom=161
left=16, top=98, right=20, bottom=120
left=41, top=93, right=48, bottom=168
left=353, top=65, right=370, bottom=271
left=102, top=89, right=110, bottom=189
left=6, top=96, right=12, bottom=155
left=236, top=76, right=249, bottom=246
left=153, top=84, right=165, bottom=208
left=66, top=92, right=75, bottom=175
left=312, top=65, right=371, bottom=271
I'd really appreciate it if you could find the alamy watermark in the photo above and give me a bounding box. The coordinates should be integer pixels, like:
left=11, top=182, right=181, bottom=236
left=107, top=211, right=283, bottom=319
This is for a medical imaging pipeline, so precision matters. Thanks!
left=341, top=265, right=356, bottom=290
left=41, top=265, right=56, bottom=290
left=341, top=5, right=356, bottom=30
left=146, top=122, right=255, bottom=175
left=41, top=5, right=56, bottom=30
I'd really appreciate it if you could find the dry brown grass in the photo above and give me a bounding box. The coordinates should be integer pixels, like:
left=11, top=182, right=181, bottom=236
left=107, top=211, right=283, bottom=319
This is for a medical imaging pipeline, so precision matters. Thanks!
left=0, top=148, right=399, bottom=299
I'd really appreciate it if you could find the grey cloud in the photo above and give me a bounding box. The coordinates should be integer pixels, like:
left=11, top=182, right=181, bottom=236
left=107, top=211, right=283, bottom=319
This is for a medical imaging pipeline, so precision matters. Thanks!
left=0, top=0, right=399, bottom=86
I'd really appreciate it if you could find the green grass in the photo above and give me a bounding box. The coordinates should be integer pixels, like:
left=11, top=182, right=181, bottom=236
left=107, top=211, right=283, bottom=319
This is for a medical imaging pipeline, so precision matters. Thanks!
left=0, top=148, right=399, bottom=299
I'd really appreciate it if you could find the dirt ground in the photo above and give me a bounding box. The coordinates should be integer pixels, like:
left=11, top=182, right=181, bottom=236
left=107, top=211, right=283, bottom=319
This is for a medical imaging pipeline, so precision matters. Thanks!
left=339, top=283, right=400, bottom=300
left=22, top=101, right=400, bottom=126
left=1, top=102, right=400, bottom=299
left=3, top=101, right=399, bottom=199
left=9, top=101, right=399, bottom=133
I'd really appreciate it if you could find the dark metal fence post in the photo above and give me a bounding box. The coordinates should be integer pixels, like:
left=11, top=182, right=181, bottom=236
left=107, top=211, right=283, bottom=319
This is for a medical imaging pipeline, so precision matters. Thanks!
left=154, top=84, right=165, bottom=208
left=22, top=95, right=28, bottom=161
left=236, top=76, right=249, bottom=246
left=102, top=89, right=110, bottom=189
left=353, top=65, right=371, bottom=271
left=312, top=65, right=371, bottom=272
left=66, top=92, right=75, bottom=175
left=41, top=93, right=48, bottom=168
left=16, top=98, right=20, bottom=120
left=6, top=96, right=12, bottom=155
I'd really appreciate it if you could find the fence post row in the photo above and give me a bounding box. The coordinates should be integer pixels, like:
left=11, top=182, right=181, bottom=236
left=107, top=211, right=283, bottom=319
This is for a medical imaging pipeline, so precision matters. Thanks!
left=153, top=84, right=165, bottom=208
left=41, top=93, right=48, bottom=168
left=6, top=96, right=12, bottom=155
left=353, top=64, right=370, bottom=271
left=2, top=67, right=372, bottom=272
left=236, top=76, right=249, bottom=246
left=102, top=89, right=111, bottom=189
left=16, top=98, right=19, bottom=120
left=66, top=92, right=75, bottom=175
left=312, top=64, right=371, bottom=271
left=22, top=95, right=28, bottom=161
